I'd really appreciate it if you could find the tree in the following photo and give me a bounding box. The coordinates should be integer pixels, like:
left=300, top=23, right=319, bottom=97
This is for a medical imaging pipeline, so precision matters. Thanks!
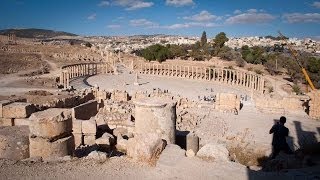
left=201, top=31, right=207, bottom=47
left=213, top=32, right=228, bottom=49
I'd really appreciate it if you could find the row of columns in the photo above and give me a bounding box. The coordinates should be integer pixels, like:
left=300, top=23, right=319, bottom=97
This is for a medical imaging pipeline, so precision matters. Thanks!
left=138, top=63, right=265, bottom=94
left=59, top=63, right=112, bottom=89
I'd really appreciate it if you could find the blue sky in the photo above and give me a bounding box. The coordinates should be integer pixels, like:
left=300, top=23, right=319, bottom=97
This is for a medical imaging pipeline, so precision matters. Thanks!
left=1, top=0, right=320, bottom=38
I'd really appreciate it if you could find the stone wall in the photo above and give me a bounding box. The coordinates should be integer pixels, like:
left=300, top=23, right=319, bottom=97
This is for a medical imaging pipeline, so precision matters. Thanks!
left=215, top=93, right=241, bottom=114
left=309, top=91, right=320, bottom=119
left=254, top=95, right=305, bottom=114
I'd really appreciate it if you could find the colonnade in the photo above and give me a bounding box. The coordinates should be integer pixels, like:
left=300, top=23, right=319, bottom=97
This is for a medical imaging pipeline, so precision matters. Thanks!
left=59, top=63, right=112, bottom=88
left=138, top=63, right=265, bottom=94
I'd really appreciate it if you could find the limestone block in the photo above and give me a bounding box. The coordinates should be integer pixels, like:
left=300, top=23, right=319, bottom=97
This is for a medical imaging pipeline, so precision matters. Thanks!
left=197, top=143, right=229, bottom=162
left=0, top=100, right=13, bottom=118
left=82, top=118, right=97, bottom=135
left=73, top=119, right=82, bottom=134
left=14, top=118, right=30, bottom=126
left=0, top=118, right=14, bottom=126
left=3, top=102, right=36, bottom=118
left=0, top=126, right=29, bottom=160
left=72, top=100, right=98, bottom=120
left=116, top=137, right=128, bottom=153
left=113, top=127, right=128, bottom=137
left=29, top=135, right=74, bottom=159
left=95, top=132, right=115, bottom=150
left=127, top=133, right=166, bottom=162
left=73, top=133, right=83, bottom=147
left=29, top=108, right=72, bottom=139
left=186, top=133, right=199, bottom=154
left=186, top=149, right=195, bottom=157
left=83, top=134, right=96, bottom=145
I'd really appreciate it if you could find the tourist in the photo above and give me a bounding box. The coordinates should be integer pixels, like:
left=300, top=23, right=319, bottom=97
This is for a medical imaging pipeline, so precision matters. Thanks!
left=269, top=116, right=292, bottom=159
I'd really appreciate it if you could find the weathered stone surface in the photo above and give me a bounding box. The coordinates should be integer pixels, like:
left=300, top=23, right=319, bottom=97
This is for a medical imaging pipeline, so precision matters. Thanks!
left=14, top=118, right=30, bottom=126
left=157, top=144, right=186, bottom=168
left=29, top=135, right=74, bottom=159
left=215, top=93, right=240, bottom=114
left=95, top=132, right=114, bottom=150
left=82, top=118, right=96, bottom=135
left=0, top=118, right=14, bottom=126
left=72, top=100, right=98, bottom=120
left=0, top=100, right=13, bottom=118
left=29, top=108, right=72, bottom=139
left=72, top=119, right=82, bottom=134
left=73, top=133, right=83, bottom=147
left=83, top=134, right=96, bottom=145
left=86, top=151, right=107, bottom=162
left=116, top=137, right=128, bottom=153
left=197, top=143, right=229, bottom=162
left=3, top=102, right=36, bottom=118
left=127, top=133, right=166, bottom=162
left=0, top=126, right=29, bottom=160
left=113, top=127, right=128, bottom=137
left=186, top=149, right=195, bottom=157
left=186, top=133, right=199, bottom=154
left=134, top=97, right=177, bottom=144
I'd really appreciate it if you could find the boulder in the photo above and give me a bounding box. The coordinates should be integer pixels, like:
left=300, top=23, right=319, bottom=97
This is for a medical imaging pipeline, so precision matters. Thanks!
left=157, top=144, right=186, bottom=168
left=127, top=133, right=166, bottom=163
left=86, top=151, right=107, bottom=162
left=197, top=143, right=229, bottom=162
left=116, top=137, right=128, bottom=153
left=113, top=127, right=128, bottom=138
left=95, top=132, right=115, bottom=150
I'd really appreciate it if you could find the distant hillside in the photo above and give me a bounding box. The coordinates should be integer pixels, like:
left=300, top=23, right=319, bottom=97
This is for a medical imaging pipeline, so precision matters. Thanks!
left=0, top=28, right=77, bottom=38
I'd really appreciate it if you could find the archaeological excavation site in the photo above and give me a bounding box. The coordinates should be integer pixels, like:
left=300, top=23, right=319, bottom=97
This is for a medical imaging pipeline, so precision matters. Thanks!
left=0, top=29, right=320, bottom=180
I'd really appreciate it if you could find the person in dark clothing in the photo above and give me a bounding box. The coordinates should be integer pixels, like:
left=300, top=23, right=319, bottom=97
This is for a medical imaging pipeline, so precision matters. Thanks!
left=269, top=116, right=292, bottom=159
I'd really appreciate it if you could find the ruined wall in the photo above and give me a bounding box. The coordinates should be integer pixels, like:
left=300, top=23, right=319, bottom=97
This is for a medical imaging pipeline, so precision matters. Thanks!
left=215, top=93, right=241, bottom=114
left=309, top=91, right=320, bottom=119
left=254, top=95, right=305, bottom=114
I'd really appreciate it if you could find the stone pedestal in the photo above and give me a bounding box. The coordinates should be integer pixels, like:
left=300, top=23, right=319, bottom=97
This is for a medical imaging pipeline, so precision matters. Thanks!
left=134, top=97, right=177, bottom=144
left=186, top=133, right=199, bottom=154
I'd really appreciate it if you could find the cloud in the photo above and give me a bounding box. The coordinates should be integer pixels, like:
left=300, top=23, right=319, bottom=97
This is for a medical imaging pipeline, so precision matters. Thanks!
left=225, top=10, right=276, bottom=24
left=183, top=10, right=220, bottom=22
left=312, top=1, right=320, bottom=8
left=115, top=0, right=153, bottom=10
left=129, top=19, right=158, bottom=27
left=98, top=1, right=110, bottom=7
left=247, top=9, right=258, bottom=13
left=107, top=24, right=121, bottom=28
left=163, top=22, right=218, bottom=29
left=165, top=0, right=194, bottom=6
left=233, top=10, right=241, bottom=14
left=87, top=13, right=96, bottom=20
left=282, top=13, right=320, bottom=23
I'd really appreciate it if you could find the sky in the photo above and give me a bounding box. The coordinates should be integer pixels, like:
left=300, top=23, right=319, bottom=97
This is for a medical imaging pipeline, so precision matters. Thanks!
left=1, top=0, right=320, bottom=38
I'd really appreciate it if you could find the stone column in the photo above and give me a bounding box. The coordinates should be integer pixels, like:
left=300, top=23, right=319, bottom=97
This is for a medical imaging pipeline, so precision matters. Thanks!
left=134, top=97, right=177, bottom=144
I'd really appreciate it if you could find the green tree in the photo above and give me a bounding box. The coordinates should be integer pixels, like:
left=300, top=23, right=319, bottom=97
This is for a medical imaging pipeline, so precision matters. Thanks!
left=201, top=31, right=207, bottom=47
left=213, top=32, right=228, bottom=49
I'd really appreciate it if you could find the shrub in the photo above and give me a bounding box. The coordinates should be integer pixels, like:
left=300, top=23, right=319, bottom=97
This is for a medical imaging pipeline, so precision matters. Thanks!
left=292, top=84, right=301, bottom=95
left=254, top=69, right=263, bottom=75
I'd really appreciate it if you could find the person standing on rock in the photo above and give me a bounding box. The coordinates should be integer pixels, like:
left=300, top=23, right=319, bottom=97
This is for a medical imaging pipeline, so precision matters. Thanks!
left=269, top=116, right=292, bottom=159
